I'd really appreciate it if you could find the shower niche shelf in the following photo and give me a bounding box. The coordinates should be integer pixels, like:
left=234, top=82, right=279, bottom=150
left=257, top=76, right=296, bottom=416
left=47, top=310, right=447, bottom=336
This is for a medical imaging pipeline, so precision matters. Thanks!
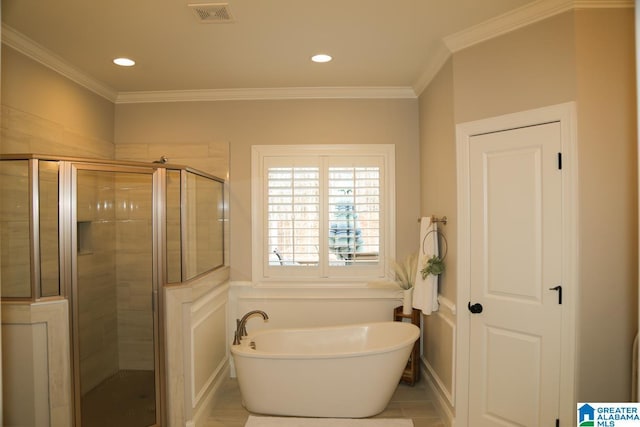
left=77, top=221, right=93, bottom=255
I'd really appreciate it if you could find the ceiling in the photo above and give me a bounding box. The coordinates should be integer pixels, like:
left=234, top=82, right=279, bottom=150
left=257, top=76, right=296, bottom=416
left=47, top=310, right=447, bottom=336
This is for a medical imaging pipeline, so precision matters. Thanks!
left=2, top=0, right=540, bottom=100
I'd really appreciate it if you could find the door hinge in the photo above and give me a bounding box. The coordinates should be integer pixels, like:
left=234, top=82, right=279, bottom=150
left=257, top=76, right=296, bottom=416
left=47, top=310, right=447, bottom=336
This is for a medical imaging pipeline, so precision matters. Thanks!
left=557, top=152, right=562, bottom=170
left=556, top=418, right=560, bottom=427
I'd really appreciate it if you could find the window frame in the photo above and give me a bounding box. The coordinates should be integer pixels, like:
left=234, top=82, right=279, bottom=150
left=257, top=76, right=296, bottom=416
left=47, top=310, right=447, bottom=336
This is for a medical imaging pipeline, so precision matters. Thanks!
left=251, top=144, right=396, bottom=284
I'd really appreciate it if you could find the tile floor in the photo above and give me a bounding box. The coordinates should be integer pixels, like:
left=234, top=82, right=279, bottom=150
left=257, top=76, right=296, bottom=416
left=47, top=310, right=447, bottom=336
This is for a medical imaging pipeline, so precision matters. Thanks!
left=203, top=377, right=445, bottom=427
left=81, top=370, right=156, bottom=427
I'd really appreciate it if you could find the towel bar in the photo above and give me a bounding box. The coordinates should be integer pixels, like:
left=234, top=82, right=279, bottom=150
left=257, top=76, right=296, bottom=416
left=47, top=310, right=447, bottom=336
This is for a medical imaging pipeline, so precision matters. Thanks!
left=416, top=215, right=447, bottom=225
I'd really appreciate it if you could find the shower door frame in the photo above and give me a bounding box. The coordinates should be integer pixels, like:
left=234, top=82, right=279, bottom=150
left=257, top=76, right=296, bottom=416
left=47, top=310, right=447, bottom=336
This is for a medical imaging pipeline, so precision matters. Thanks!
left=67, top=160, right=164, bottom=427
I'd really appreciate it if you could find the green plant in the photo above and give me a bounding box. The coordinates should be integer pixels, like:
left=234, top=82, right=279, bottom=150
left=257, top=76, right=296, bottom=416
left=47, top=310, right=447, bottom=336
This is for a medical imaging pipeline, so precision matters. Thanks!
left=420, top=255, right=444, bottom=279
left=390, top=252, right=418, bottom=290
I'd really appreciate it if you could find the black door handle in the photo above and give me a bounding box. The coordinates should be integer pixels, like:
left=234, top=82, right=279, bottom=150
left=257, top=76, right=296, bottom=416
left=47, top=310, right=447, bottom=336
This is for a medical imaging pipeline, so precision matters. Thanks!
left=468, top=302, right=483, bottom=314
left=549, top=285, right=562, bottom=304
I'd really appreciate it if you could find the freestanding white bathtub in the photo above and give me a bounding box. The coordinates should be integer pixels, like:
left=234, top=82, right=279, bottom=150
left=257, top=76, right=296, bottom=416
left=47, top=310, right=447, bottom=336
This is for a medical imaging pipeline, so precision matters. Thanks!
left=231, top=321, right=420, bottom=418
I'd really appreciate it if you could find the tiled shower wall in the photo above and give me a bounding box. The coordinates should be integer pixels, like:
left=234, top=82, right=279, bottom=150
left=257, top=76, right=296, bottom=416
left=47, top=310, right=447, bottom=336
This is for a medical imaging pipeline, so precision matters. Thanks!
left=1, top=105, right=114, bottom=159
left=116, top=141, right=229, bottom=283
left=76, top=171, right=119, bottom=394
left=1, top=101, right=227, bottom=400
left=115, top=142, right=228, bottom=180
left=184, top=173, right=225, bottom=279
left=0, top=159, right=66, bottom=299
left=0, top=103, right=114, bottom=299
left=0, top=161, right=30, bottom=298
left=77, top=170, right=156, bottom=391
left=114, top=173, right=154, bottom=371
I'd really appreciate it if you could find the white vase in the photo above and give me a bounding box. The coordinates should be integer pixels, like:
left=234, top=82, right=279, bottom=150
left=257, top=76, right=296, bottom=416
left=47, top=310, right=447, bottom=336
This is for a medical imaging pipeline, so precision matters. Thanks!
left=402, top=288, right=413, bottom=315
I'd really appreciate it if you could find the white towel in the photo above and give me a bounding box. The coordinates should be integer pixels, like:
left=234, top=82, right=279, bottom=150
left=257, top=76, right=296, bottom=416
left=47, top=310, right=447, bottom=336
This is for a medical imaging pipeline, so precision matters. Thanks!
left=413, top=217, right=439, bottom=314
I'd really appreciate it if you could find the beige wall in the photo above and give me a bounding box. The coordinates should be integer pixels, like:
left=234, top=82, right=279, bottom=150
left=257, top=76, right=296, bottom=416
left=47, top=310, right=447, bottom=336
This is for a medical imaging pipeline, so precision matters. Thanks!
left=1, top=46, right=114, bottom=158
left=419, top=58, right=457, bottom=303
left=573, top=8, right=637, bottom=402
left=453, top=12, right=577, bottom=124
left=115, top=99, right=421, bottom=281
left=419, top=7, right=637, bottom=412
left=418, top=57, right=457, bottom=412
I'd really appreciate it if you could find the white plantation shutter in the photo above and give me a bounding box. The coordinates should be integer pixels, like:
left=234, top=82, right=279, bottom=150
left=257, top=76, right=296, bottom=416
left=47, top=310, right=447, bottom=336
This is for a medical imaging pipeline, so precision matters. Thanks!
left=267, top=167, right=320, bottom=266
left=327, top=166, right=380, bottom=266
left=253, top=145, right=394, bottom=282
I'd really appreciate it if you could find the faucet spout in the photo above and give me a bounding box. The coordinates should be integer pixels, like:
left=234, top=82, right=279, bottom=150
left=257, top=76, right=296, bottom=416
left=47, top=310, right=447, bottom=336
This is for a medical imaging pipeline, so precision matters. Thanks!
left=233, top=310, right=269, bottom=345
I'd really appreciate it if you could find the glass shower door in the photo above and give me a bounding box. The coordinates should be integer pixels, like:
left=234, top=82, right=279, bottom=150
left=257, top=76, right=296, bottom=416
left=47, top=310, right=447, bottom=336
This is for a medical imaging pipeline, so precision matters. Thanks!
left=72, top=165, right=159, bottom=427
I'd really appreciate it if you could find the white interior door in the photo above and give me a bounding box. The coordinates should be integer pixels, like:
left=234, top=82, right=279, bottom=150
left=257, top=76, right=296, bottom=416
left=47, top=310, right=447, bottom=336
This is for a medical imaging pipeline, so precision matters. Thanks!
left=467, top=122, right=563, bottom=426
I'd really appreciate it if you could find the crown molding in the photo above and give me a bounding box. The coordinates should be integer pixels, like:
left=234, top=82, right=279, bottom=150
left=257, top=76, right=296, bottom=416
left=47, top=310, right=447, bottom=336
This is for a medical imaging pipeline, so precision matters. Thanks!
left=444, top=0, right=634, bottom=53
left=573, top=0, right=634, bottom=7
left=444, top=0, right=573, bottom=53
left=412, top=42, right=452, bottom=97
left=412, top=0, right=634, bottom=95
left=1, top=24, right=118, bottom=102
left=2, top=23, right=416, bottom=103
left=115, top=86, right=417, bottom=103
left=5, top=0, right=632, bottom=104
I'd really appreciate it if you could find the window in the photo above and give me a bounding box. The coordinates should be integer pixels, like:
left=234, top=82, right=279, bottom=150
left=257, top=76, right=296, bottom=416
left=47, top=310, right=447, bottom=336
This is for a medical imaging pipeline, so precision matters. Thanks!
left=252, top=145, right=395, bottom=282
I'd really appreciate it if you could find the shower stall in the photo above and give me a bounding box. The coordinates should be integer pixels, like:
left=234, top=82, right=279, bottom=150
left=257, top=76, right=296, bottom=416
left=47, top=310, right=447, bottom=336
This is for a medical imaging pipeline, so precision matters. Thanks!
left=0, top=154, right=226, bottom=427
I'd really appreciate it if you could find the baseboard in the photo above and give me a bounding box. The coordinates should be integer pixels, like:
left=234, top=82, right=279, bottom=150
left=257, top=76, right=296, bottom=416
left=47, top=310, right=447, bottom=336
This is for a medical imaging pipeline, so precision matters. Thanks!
left=421, top=359, right=455, bottom=427
left=192, top=363, right=231, bottom=427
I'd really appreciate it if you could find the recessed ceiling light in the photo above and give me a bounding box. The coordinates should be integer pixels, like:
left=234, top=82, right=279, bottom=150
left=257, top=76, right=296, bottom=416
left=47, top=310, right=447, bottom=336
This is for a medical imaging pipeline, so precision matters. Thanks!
left=113, top=57, right=136, bottom=67
left=311, top=54, right=332, bottom=63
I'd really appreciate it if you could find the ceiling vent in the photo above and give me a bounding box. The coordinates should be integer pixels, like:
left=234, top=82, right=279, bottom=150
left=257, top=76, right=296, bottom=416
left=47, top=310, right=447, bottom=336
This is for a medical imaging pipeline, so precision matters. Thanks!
left=188, top=3, right=235, bottom=23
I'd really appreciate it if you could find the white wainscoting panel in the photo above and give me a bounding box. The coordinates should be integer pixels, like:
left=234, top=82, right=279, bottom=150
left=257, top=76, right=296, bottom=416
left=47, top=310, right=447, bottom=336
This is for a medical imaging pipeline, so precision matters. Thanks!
left=165, top=267, right=230, bottom=427
left=1, top=299, right=72, bottom=427
left=421, top=295, right=456, bottom=426
left=191, top=288, right=228, bottom=407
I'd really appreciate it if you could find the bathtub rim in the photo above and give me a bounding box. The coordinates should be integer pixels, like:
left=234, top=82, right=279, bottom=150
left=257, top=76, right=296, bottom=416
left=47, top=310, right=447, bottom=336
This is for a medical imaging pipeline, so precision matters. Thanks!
left=230, top=321, right=419, bottom=360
